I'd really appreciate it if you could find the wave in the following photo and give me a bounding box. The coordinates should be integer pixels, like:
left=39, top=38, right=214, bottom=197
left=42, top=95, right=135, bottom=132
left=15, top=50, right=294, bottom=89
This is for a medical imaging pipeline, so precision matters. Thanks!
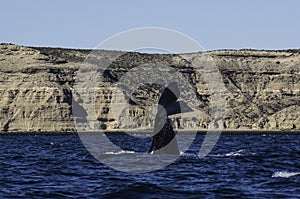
left=272, top=171, right=300, bottom=178
left=104, top=151, right=198, bottom=156
left=103, top=150, right=136, bottom=155
left=103, top=149, right=258, bottom=158
left=211, top=149, right=246, bottom=157
left=179, top=151, right=198, bottom=158
left=101, top=182, right=179, bottom=198
left=224, top=149, right=245, bottom=157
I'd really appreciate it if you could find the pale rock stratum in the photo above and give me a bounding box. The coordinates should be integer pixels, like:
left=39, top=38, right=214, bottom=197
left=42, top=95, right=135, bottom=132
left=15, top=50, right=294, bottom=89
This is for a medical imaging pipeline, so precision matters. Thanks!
left=0, top=44, right=299, bottom=132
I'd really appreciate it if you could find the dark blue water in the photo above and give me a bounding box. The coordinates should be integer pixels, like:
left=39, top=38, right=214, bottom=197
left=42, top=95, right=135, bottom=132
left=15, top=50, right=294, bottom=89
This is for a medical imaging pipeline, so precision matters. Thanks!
left=0, top=133, right=299, bottom=198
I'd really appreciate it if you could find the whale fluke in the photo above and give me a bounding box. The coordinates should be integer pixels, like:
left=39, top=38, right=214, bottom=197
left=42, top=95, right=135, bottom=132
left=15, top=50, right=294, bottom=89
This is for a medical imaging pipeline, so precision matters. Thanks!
left=149, top=118, right=179, bottom=154
left=157, top=82, right=179, bottom=107
left=149, top=82, right=193, bottom=155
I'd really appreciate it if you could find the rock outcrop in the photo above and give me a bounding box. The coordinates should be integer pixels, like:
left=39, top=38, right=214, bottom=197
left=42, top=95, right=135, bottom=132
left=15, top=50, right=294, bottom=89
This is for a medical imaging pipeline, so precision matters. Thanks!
left=0, top=43, right=299, bottom=132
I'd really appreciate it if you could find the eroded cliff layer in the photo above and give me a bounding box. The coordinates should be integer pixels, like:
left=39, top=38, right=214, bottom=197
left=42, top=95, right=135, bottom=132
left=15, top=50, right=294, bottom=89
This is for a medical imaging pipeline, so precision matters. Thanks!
left=0, top=44, right=299, bottom=132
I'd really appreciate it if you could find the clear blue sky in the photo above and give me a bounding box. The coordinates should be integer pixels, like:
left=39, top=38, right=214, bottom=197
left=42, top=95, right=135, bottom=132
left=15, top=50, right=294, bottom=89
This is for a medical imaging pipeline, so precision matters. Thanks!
left=1, top=0, right=300, bottom=51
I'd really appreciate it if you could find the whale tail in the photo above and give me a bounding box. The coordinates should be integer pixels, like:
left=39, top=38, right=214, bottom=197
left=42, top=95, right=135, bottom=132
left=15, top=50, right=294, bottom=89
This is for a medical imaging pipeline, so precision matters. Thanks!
left=149, top=82, right=193, bottom=155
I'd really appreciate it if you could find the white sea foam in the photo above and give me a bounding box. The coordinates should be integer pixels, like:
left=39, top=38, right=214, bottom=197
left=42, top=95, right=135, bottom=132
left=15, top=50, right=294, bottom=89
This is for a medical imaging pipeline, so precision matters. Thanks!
left=180, top=151, right=198, bottom=157
left=272, top=171, right=300, bottom=178
left=103, top=150, right=135, bottom=155
left=224, top=149, right=245, bottom=157
left=213, top=149, right=245, bottom=157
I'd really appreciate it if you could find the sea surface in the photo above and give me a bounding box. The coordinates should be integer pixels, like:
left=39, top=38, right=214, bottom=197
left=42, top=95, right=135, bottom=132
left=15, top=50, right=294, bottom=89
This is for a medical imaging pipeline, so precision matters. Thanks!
left=0, top=132, right=299, bottom=198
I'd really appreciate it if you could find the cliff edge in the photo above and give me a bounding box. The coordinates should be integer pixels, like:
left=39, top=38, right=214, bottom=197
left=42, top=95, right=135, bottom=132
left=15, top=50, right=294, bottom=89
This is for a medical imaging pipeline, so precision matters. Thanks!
left=0, top=44, right=299, bottom=132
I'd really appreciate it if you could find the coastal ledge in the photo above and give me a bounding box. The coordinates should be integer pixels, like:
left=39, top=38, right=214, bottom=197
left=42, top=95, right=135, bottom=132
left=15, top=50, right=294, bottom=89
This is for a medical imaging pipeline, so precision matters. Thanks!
left=0, top=43, right=299, bottom=133
left=0, top=129, right=300, bottom=135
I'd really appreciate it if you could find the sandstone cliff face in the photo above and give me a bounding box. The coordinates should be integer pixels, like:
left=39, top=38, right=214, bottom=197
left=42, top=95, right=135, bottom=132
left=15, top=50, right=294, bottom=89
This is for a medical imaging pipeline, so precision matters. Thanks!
left=0, top=44, right=299, bottom=132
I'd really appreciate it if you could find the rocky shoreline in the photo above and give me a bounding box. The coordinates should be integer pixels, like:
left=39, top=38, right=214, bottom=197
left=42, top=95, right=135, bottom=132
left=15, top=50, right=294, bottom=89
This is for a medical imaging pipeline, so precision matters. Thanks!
left=0, top=44, right=299, bottom=133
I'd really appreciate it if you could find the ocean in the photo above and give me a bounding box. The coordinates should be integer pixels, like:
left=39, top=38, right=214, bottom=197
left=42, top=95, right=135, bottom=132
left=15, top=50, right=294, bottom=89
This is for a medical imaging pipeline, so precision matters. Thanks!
left=0, top=132, right=299, bottom=198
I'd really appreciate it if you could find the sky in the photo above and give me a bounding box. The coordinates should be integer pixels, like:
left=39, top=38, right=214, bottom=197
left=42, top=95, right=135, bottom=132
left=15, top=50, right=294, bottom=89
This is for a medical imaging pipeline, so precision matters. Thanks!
left=1, top=0, right=300, bottom=51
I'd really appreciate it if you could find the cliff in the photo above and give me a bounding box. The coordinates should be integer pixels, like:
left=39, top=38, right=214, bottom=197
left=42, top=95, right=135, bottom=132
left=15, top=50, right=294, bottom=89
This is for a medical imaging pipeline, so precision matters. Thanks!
left=0, top=43, right=299, bottom=132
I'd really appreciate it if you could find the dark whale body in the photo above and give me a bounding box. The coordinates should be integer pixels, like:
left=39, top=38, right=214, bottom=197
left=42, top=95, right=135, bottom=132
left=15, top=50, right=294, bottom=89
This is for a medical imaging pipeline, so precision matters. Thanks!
left=149, top=82, right=193, bottom=155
